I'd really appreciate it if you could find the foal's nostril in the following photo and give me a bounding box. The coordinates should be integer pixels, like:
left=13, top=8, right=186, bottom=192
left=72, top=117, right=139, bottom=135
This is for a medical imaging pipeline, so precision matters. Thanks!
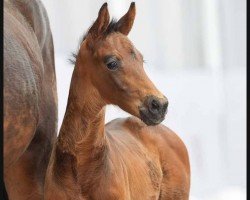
left=151, top=99, right=160, bottom=111
left=148, top=97, right=168, bottom=116
left=148, top=98, right=162, bottom=114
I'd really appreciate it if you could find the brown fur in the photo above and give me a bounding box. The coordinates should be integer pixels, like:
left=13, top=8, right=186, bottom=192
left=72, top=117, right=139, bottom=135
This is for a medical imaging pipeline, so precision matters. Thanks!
left=4, top=0, right=57, bottom=199
left=45, top=3, right=190, bottom=200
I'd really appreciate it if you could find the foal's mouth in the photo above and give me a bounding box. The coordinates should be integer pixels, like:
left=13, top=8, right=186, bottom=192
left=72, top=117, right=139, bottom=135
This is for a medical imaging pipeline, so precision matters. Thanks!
left=139, top=95, right=168, bottom=126
left=139, top=110, right=165, bottom=126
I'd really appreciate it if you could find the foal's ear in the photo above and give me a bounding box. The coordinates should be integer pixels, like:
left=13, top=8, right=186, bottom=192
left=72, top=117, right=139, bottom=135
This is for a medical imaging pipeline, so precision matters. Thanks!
left=116, top=2, right=136, bottom=35
left=88, top=3, right=110, bottom=38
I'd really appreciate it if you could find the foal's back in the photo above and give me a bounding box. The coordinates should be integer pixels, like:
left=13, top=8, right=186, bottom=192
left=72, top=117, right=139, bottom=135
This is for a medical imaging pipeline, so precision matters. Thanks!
left=104, top=117, right=190, bottom=200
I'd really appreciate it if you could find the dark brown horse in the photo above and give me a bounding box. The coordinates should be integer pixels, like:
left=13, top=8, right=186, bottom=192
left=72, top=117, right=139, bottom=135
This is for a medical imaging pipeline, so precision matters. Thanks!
left=4, top=0, right=57, bottom=199
left=45, top=2, right=190, bottom=200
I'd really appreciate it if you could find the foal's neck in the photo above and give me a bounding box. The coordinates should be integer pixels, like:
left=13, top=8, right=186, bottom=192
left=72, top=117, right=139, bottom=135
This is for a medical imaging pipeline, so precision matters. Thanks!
left=57, top=63, right=107, bottom=158
left=53, top=63, right=109, bottom=191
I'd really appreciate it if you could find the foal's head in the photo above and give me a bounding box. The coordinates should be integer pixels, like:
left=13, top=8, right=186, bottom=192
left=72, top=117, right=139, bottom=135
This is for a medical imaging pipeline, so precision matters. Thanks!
left=75, top=2, right=168, bottom=125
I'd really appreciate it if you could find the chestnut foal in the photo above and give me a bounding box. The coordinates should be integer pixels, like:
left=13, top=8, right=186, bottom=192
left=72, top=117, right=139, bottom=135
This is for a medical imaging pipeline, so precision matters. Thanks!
left=45, top=3, right=190, bottom=200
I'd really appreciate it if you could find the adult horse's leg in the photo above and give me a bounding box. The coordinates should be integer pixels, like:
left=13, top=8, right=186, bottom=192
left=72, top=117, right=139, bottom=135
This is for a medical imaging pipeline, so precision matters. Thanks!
left=4, top=128, right=56, bottom=200
left=4, top=1, right=57, bottom=199
left=4, top=94, right=57, bottom=200
left=4, top=147, right=44, bottom=199
left=4, top=42, right=40, bottom=198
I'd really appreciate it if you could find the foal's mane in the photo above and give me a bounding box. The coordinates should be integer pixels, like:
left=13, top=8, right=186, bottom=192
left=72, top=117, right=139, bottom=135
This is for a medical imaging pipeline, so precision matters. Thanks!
left=69, top=19, right=120, bottom=65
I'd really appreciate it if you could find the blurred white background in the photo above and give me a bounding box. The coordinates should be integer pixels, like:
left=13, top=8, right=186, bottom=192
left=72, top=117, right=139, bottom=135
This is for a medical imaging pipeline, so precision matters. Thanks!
left=41, top=0, right=246, bottom=199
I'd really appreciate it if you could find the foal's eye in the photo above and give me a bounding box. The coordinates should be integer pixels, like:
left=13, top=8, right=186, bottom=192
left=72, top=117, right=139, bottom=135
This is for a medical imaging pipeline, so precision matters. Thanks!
left=104, top=56, right=120, bottom=71
left=107, top=61, right=119, bottom=70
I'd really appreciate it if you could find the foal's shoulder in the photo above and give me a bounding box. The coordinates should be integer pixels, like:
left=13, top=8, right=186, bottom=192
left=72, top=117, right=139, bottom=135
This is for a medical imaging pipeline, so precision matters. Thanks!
left=118, top=117, right=189, bottom=165
left=105, top=117, right=189, bottom=166
left=106, top=116, right=183, bottom=140
left=105, top=116, right=187, bottom=150
left=106, top=116, right=178, bottom=138
left=105, top=116, right=146, bottom=131
left=151, top=125, right=190, bottom=172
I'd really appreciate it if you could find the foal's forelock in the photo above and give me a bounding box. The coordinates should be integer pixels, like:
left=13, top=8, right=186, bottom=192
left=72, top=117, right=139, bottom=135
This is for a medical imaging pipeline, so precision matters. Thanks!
left=69, top=19, right=120, bottom=65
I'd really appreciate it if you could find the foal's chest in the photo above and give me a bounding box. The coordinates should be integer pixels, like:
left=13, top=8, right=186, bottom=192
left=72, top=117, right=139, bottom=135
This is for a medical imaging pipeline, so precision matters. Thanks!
left=84, top=155, right=163, bottom=200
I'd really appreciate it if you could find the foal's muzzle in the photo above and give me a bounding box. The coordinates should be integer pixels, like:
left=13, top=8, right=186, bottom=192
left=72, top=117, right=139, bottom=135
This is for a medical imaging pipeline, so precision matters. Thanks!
left=139, top=95, right=168, bottom=126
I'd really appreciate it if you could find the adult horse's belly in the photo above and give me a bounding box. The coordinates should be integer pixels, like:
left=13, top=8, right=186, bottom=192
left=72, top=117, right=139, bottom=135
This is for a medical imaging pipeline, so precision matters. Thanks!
left=4, top=9, right=43, bottom=168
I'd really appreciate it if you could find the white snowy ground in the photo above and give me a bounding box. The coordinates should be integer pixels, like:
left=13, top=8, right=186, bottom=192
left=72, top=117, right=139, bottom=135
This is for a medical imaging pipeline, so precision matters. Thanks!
left=55, top=56, right=246, bottom=200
